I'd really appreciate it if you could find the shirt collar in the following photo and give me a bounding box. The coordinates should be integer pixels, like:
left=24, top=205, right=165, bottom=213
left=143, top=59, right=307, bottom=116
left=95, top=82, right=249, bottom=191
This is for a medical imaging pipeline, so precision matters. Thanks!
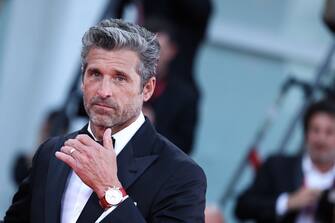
left=87, top=112, right=145, bottom=155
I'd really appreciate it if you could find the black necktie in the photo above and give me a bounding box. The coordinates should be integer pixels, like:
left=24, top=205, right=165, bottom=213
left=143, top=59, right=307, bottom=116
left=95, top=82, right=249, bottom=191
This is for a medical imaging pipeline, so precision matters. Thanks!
left=112, top=137, right=115, bottom=148
left=79, top=125, right=115, bottom=148
left=96, top=137, right=115, bottom=148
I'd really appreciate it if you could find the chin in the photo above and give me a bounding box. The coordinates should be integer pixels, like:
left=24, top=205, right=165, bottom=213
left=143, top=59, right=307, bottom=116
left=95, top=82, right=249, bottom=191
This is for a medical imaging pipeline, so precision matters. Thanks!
left=313, top=154, right=333, bottom=164
left=90, top=115, right=113, bottom=126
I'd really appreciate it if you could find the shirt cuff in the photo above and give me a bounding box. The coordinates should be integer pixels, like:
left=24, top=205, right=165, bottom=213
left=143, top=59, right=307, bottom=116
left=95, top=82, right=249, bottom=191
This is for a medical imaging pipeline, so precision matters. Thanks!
left=276, top=193, right=289, bottom=216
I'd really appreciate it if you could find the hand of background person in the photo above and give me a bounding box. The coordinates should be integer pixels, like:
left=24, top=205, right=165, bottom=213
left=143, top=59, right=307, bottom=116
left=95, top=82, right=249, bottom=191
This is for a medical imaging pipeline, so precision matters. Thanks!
left=55, top=128, right=121, bottom=198
left=287, top=187, right=322, bottom=211
left=205, top=204, right=225, bottom=223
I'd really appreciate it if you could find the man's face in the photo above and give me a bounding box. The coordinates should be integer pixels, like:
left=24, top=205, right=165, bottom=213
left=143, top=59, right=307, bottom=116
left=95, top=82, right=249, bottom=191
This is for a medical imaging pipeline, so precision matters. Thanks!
left=306, top=112, right=335, bottom=165
left=82, top=48, right=155, bottom=133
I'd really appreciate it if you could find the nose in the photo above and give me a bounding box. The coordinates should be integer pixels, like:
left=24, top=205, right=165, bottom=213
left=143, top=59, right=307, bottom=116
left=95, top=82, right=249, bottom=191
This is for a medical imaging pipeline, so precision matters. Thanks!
left=96, top=77, right=112, bottom=98
left=313, top=131, right=328, bottom=146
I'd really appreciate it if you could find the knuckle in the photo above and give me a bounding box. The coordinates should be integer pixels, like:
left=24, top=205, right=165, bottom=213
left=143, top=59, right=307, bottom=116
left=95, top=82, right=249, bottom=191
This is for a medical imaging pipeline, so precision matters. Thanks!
left=80, top=153, right=90, bottom=163
left=85, top=152, right=93, bottom=160
left=66, top=139, right=75, bottom=146
left=77, top=134, right=86, bottom=141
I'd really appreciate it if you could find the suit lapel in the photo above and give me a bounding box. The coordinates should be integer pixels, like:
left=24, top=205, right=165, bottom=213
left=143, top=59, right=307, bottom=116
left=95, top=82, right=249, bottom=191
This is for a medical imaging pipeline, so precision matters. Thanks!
left=117, top=143, right=158, bottom=190
left=117, top=120, right=159, bottom=190
left=292, top=155, right=304, bottom=190
left=44, top=146, right=71, bottom=223
left=44, top=128, right=87, bottom=223
left=285, top=155, right=305, bottom=222
left=76, top=192, right=103, bottom=223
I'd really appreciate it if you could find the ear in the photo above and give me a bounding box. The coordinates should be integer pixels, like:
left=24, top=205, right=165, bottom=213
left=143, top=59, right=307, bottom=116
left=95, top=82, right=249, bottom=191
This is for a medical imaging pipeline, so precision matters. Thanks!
left=143, top=77, right=156, bottom=102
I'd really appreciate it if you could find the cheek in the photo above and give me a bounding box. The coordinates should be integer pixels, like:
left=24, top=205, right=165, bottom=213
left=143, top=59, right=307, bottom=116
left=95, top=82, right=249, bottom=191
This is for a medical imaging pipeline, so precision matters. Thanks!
left=124, top=92, right=142, bottom=104
left=329, top=137, right=335, bottom=147
left=306, top=134, right=316, bottom=145
left=83, top=84, right=96, bottom=98
left=124, top=92, right=143, bottom=108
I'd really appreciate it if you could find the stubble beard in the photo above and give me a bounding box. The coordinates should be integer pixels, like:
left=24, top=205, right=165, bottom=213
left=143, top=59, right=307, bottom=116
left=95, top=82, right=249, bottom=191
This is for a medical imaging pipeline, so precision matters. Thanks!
left=308, top=145, right=335, bottom=166
left=84, top=97, right=142, bottom=131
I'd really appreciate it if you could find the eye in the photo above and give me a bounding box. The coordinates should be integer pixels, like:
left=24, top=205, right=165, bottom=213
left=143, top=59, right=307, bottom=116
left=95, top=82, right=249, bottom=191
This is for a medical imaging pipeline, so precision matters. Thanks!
left=92, top=72, right=101, bottom=77
left=114, top=73, right=127, bottom=82
left=86, top=68, right=102, bottom=79
left=116, top=76, right=126, bottom=81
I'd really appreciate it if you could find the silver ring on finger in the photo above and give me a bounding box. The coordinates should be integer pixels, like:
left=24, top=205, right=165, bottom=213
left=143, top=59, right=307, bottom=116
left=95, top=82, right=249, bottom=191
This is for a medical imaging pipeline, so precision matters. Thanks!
left=70, top=148, right=76, bottom=155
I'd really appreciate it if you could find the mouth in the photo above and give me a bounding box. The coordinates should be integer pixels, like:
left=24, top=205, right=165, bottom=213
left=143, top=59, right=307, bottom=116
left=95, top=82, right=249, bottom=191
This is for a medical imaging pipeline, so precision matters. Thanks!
left=93, top=103, right=114, bottom=110
left=311, top=146, right=330, bottom=155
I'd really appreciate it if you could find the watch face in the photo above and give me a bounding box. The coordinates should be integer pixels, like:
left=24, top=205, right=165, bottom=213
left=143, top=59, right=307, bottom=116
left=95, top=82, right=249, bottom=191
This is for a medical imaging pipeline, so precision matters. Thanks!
left=105, top=188, right=123, bottom=205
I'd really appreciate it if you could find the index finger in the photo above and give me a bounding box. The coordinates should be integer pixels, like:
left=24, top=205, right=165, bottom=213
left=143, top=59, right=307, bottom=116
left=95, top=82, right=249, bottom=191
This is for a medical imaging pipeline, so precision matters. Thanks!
left=103, top=128, right=113, bottom=150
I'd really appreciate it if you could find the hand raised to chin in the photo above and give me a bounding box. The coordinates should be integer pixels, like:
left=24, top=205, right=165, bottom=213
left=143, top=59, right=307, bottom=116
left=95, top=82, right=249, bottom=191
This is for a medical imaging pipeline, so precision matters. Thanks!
left=55, top=128, right=122, bottom=198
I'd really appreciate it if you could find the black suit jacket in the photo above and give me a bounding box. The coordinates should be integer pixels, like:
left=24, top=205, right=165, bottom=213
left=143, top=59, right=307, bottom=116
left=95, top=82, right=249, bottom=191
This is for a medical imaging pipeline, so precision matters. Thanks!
left=4, top=120, right=206, bottom=222
left=234, top=154, right=304, bottom=223
left=315, top=188, right=335, bottom=223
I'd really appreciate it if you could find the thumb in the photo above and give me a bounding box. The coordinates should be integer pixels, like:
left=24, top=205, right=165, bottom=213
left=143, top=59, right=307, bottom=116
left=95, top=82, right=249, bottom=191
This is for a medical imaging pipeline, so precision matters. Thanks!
left=103, top=128, right=113, bottom=149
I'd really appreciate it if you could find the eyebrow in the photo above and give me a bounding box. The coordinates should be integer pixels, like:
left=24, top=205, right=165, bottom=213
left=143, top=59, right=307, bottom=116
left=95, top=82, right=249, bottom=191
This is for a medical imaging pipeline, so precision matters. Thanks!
left=86, top=67, right=101, bottom=73
left=87, top=67, right=128, bottom=77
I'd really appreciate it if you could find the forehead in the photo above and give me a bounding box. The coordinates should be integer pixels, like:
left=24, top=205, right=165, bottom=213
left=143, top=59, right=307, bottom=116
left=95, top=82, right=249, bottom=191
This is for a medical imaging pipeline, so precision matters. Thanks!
left=85, top=48, right=140, bottom=74
left=309, top=112, right=335, bottom=127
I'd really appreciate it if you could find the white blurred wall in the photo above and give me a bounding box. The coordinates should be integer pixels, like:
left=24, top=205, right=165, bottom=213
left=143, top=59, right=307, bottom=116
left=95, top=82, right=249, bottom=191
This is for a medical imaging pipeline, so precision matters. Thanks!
left=0, top=0, right=108, bottom=215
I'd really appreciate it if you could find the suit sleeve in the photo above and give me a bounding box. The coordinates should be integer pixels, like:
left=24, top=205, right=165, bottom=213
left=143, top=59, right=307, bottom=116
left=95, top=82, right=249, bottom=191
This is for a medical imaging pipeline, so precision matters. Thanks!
left=3, top=138, right=59, bottom=223
left=100, top=162, right=207, bottom=223
left=234, top=158, right=279, bottom=222
left=3, top=174, right=32, bottom=223
left=3, top=138, right=52, bottom=223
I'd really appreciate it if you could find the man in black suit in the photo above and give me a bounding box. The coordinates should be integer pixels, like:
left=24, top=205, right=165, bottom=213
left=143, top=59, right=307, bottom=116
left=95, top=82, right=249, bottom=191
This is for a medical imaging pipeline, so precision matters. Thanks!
left=142, top=19, right=199, bottom=155
left=235, top=99, right=335, bottom=223
left=3, top=18, right=206, bottom=223
left=116, top=0, right=212, bottom=98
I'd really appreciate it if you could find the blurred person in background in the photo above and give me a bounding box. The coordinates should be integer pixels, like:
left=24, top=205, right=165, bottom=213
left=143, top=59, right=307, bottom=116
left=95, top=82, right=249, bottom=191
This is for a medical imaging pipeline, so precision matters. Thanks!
left=115, top=0, right=212, bottom=98
left=205, top=204, right=225, bottom=223
left=3, top=18, right=206, bottom=223
left=12, top=110, right=69, bottom=186
left=235, top=99, right=335, bottom=223
left=143, top=18, right=199, bottom=155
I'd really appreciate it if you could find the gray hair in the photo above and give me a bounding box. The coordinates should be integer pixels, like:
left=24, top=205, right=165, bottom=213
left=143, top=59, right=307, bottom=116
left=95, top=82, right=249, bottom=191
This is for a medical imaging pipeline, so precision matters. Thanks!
left=81, top=18, right=160, bottom=87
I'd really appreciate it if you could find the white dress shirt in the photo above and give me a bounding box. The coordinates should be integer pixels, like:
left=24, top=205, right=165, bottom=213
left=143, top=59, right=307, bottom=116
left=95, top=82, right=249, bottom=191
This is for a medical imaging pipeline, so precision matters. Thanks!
left=61, top=113, right=145, bottom=223
left=276, top=154, right=335, bottom=223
